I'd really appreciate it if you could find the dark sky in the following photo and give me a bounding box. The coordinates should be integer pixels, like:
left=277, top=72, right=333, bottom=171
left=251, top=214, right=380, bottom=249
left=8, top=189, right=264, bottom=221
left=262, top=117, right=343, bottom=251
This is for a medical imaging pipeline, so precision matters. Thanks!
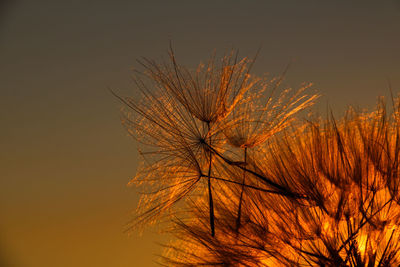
left=1, top=1, right=400, bottom=266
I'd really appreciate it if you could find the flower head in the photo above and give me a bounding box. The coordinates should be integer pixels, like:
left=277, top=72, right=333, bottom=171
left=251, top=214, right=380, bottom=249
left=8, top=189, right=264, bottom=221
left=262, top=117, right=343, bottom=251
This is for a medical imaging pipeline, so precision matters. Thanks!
left=116, top=49, right=259, bottom=227
left=137, top=49, right=257, bottom=124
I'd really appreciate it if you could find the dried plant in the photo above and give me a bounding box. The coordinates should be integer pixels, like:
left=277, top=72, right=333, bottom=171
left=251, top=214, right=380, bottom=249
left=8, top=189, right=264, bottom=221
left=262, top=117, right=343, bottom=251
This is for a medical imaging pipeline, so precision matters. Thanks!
left=116, top=48, right=400, bottom=266
left=114, top=48, right=259, bottom=231
left=125, top=48, right=261, bottom=235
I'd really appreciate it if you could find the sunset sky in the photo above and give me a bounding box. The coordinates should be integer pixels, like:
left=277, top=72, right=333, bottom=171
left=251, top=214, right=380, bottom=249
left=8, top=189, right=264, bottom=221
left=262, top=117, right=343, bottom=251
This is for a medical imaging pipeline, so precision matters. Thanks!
left=1, top=1, right=400, bottom=266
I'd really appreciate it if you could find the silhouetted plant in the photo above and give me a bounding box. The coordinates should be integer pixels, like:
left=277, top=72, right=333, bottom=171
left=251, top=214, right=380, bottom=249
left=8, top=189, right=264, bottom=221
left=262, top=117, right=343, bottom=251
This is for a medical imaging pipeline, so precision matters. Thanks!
left=113, top=48, right=400, bottom=266
left=115, top=48, right=316, bottom=236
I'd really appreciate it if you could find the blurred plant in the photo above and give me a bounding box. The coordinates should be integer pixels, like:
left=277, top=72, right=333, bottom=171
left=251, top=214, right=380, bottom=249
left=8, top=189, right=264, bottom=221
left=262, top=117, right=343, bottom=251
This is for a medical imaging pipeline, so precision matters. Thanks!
left=161, top=97, right=400, bottom=266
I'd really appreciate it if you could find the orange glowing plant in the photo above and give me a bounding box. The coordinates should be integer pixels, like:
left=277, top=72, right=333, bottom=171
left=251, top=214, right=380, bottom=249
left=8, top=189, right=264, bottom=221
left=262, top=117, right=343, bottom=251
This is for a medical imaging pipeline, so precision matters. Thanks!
left=114, top=48, right=400, bottom=266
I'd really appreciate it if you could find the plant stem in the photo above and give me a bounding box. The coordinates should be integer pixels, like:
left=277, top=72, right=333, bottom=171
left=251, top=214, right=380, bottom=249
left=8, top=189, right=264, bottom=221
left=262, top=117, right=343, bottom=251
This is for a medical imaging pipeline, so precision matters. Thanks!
left=199, top=174, right=281, bottom=193
left=236, top=147, right=247, bottom=233
left=207, top=122, right=215, bottom=237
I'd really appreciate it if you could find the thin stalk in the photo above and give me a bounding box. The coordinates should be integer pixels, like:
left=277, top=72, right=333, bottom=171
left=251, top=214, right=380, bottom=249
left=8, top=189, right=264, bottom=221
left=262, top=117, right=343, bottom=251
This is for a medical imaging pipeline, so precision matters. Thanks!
left=236, top=147, right=247, bottom=233
left=199, top=174, right=282, bottom=194
left=206, top=122, right=215, bottom=237
left=205, top=142, right=307, bottom=200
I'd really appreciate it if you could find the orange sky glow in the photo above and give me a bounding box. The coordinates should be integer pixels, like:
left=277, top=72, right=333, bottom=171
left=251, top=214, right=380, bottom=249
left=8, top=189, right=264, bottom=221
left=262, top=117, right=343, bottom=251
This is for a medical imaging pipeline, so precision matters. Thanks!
left=1, top=1, right=400, bottom=266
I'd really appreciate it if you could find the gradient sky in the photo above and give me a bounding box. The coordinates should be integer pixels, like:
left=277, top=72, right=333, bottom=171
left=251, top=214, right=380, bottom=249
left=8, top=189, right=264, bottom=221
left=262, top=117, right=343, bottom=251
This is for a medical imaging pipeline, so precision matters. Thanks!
left=1, top=1, right=400, bottom=266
